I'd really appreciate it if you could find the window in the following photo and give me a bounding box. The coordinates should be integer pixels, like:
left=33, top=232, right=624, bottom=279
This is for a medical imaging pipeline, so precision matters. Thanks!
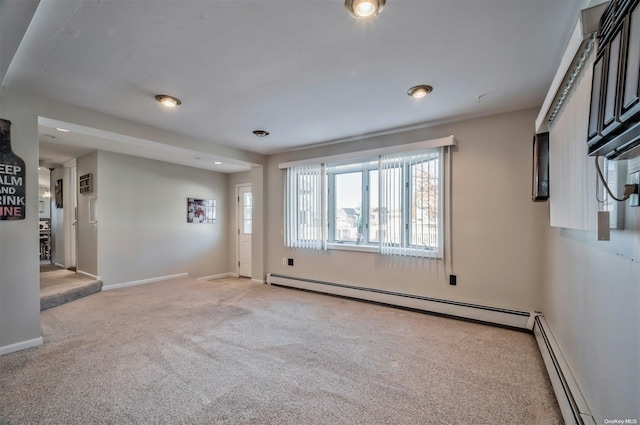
left=598, top=157, right=626, bottom=230
left=283, top=142, right=449, bottom=258
left=243, top=192, right=252, bottom=234
left=379, top=150, right=442, bottom=257
left=327, top=161, right=376, bottom=245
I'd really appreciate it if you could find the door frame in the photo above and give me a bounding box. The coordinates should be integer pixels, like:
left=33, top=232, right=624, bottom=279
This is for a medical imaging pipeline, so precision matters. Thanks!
left=63, top=159, right=77, bottom=269
left=236, top=183, right=252, bottom=277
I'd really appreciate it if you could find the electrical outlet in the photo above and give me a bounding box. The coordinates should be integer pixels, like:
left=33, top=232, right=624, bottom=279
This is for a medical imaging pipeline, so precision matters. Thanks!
left=282, top=257, right=287, bottom=265
left=287, top=258, right=294, bottom=266
left=629, top=171, right=640, bottom=207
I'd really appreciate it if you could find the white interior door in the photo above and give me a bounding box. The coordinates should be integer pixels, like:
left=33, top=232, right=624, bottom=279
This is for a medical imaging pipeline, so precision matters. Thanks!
left=237, top=185, right=252, bottom=277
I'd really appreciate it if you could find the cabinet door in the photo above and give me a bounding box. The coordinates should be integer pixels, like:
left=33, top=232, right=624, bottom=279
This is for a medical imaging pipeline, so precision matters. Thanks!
left=588, top=54, right=605, bottom=143
left=621, top=1, right=640, bottom=121
left=601, top=27, right=623, bottom=136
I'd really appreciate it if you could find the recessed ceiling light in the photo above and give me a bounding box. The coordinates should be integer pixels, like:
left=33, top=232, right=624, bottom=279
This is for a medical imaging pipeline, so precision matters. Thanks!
left=253, top=130, right=269, bottom=137
left=155, top=94, right=182, bottom=108
left=345, top=0, right=385, bottom=18
left=407, top=85, right=433, bottom=99
left=55, top=127, right=70, bottom=132
left=214, top=161, right=223, bottom=165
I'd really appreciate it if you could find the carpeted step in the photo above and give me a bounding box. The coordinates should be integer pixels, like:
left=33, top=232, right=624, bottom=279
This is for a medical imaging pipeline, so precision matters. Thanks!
left=40, top=280, right=103, bottom=311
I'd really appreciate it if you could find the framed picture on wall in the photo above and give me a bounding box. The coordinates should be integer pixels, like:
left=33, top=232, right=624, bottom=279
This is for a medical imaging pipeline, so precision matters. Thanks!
left=187, top=198, right=216, bottom=223
left=55, top=179, right=63, bottom=208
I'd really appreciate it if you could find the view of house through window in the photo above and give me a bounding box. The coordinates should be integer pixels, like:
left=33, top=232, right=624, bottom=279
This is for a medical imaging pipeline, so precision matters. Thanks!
left=333, top=171, right=362, bottom=243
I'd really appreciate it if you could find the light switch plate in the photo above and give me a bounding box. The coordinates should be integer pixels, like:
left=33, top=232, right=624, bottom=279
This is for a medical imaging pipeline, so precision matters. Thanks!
left=597, top=211, right=610, bottom=241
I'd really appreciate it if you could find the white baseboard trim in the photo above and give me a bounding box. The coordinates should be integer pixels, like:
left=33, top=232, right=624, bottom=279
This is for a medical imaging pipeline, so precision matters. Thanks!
left=533, top=316, right=595, bottom=425
left=76, top=270, right=101, bottom=281
left=0, top=337, right=43, bottom=356
left=266, top=274, right=533, bottom=329
left=102, top=273, right=189, bottom=291
left=198, top=272, right=237, bottom=281
left=251, top=278, right=265, bottom=284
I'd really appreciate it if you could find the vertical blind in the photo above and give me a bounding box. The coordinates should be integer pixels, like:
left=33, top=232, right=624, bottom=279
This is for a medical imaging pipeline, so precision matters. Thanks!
left=284, top=163, right=325, bottom=249
left=549, top=51, right=598, bottom=231
left=379, top=148, right=441, bottom=258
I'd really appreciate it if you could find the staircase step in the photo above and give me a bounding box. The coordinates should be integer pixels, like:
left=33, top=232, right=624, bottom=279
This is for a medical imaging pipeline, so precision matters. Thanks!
left=40, top=280, right=103, bottom=311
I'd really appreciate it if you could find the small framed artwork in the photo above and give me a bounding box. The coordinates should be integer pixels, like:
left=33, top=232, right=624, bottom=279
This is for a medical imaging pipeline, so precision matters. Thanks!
left=79, top=173, right=93, bottom=194
left=187, top=198, right=216, bottom=223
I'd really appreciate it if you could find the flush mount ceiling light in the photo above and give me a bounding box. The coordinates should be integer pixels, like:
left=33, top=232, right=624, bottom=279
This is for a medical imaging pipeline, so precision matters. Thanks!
left=345, top=0, right=385, bottom=18
left=155, top=94, right=182, bottom=108
left=55, top=127, right=70, bottom=132
left=407, top=85, right=433, bottom=99
left=253, top=130, right=269, bottom=137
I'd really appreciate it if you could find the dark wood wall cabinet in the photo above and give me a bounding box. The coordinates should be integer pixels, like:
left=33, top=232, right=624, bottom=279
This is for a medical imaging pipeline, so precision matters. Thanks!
left=588, top=0, right=640, bottom=159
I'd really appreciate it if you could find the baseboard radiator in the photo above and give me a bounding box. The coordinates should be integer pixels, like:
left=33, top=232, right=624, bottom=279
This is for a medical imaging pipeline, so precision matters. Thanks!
left=266, top=274, right=534, bottom=330
left=533, top=316, right=595, bottom=425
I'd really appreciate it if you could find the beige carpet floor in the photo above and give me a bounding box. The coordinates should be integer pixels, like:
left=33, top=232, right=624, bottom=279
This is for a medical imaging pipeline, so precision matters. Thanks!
left=40, top=265, right=102, bottom=311
left=1, top=277, right=562, bottom=424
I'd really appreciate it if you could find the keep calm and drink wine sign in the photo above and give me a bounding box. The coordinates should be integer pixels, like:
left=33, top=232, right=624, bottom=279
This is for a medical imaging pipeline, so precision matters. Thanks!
left=0, top=118, right=26, bottom=220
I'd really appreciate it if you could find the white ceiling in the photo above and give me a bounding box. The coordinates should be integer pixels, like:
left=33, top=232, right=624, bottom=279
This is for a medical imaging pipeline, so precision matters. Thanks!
left=2, top=0, right=588, bottom=172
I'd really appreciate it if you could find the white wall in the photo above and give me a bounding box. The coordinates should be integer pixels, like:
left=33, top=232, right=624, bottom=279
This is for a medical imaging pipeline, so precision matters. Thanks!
left=76, top=151, right=98, bottom=277
left=97, top=151, right=230, bottom=286
left=37, top=193, right=51, bottom=220
left=250, top=166, right=266, bottom=282
left=0, top=89, right=42, bottom=352
left=37, top=168, right=51, bottom=220
left=543, top=185, right=640, bottom=421
left=265, top=108, right=547, bottom=312
left=50, top=167, right=64, bottom=267
left=227, top=171, right=251, bottom=274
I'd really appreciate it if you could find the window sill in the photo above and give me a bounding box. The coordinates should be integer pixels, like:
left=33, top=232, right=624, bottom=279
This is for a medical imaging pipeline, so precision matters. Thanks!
left=326, top=242, right=443, bottom=258
left=326, top=243, right=379, bottom=253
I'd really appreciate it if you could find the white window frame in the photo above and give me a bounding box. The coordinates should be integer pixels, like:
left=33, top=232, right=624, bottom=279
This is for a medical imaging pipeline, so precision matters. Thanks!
left=327, top=160, right=378, bottom=247
left=280, top=136, right=456, bottom=257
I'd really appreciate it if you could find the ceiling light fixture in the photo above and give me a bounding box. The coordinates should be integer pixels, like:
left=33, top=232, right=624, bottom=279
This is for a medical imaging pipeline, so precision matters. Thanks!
left=214, top=161, right=223, bottom=165
left=55, top=127, right=70, bottom=132
left=407, top=85, right=433, bottom=99
left=253, top=130, right=269, bottom=137
left=155, top=94, right=182, bottom=108
left=345, top=0, right=385, bottom=18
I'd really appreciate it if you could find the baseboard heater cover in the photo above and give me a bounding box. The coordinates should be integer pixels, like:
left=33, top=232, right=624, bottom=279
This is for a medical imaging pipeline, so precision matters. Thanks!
left=266, top=274, right=533, bottom=330
left=533, top=316, right=595, bottom=425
